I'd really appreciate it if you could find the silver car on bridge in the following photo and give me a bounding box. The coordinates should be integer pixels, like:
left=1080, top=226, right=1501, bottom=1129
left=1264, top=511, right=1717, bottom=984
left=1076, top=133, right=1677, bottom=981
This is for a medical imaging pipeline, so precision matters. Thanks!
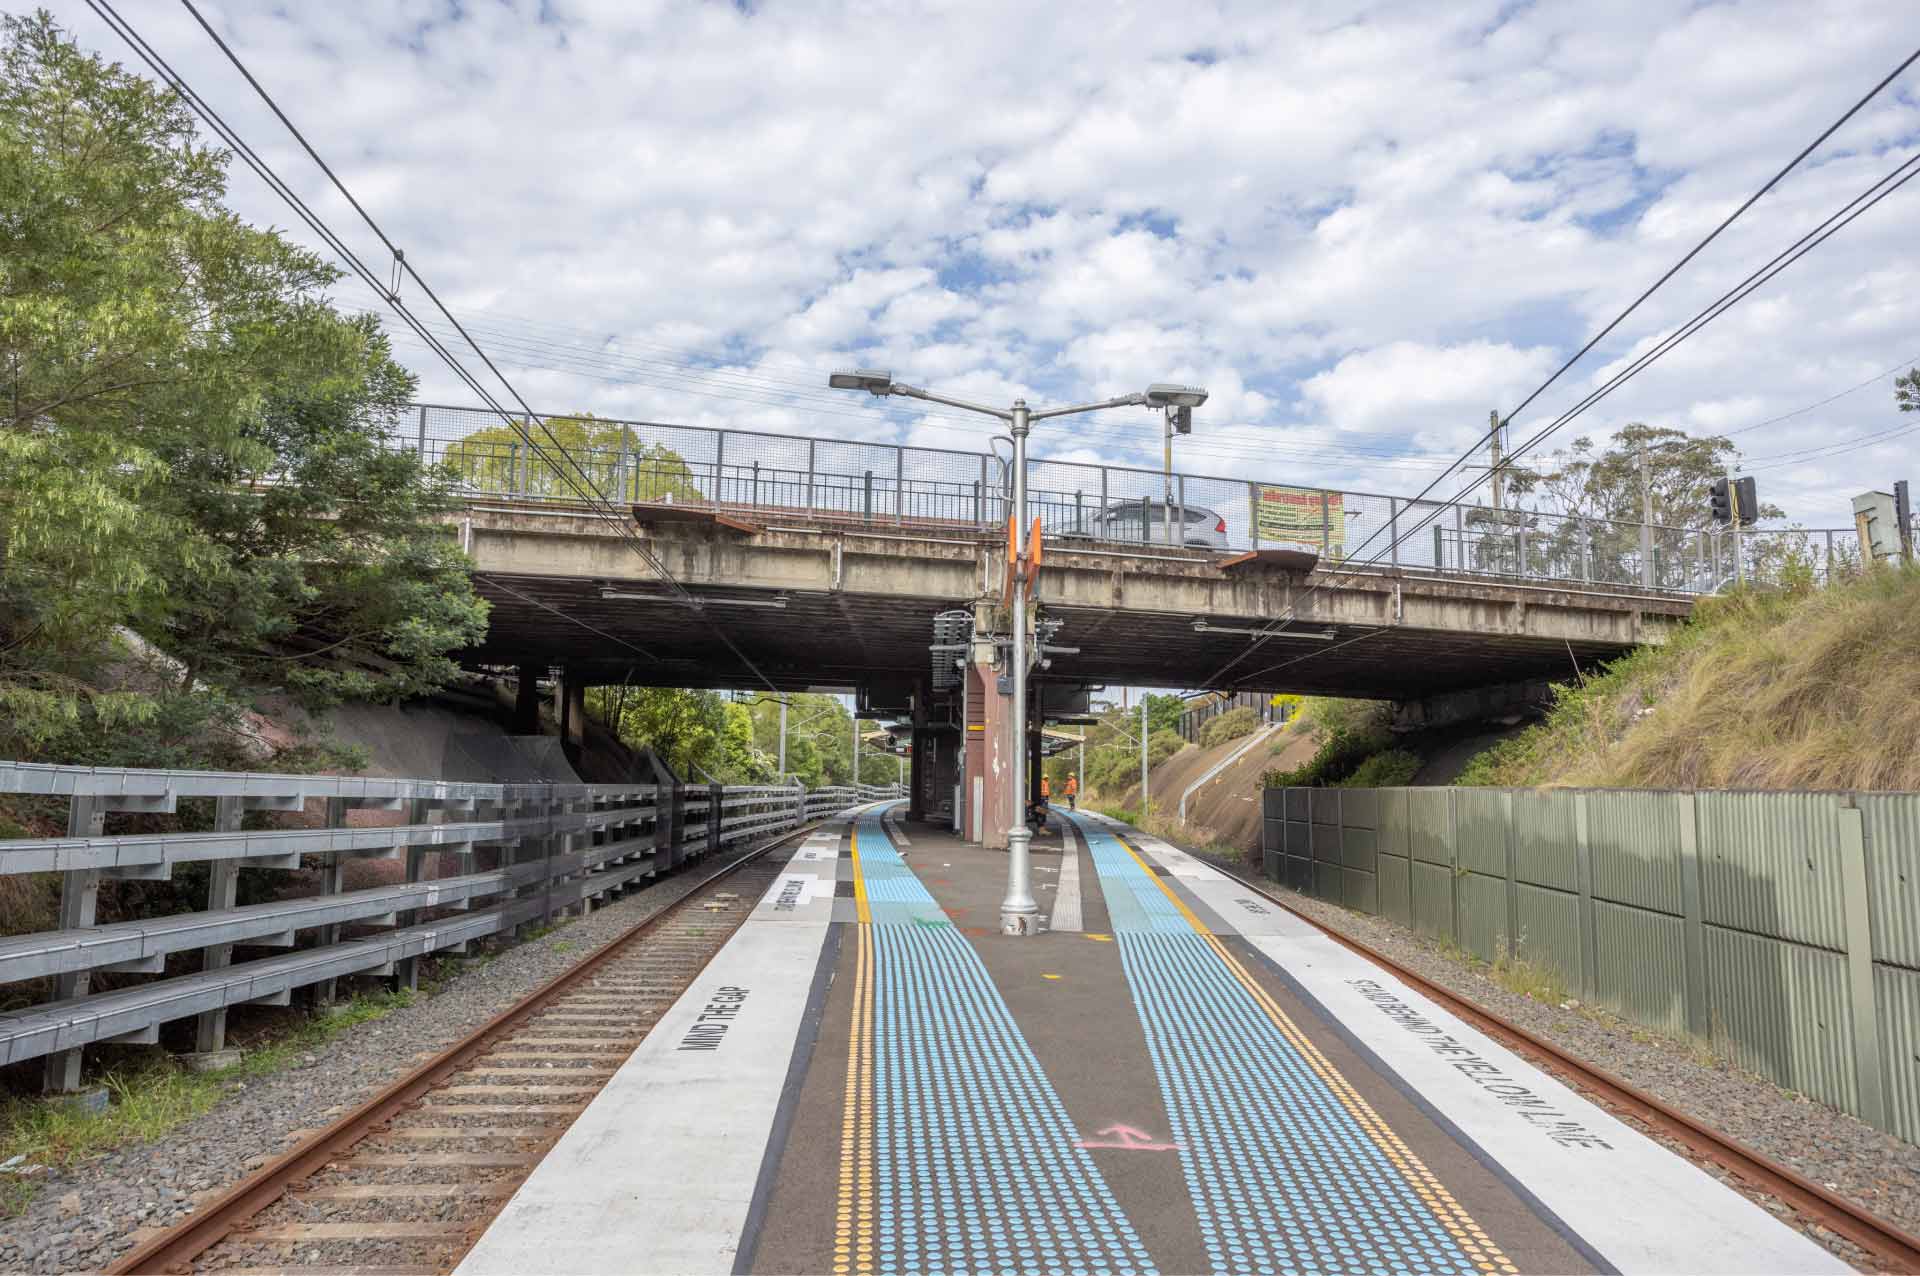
left=1054, top=498, right=1230, bottom=550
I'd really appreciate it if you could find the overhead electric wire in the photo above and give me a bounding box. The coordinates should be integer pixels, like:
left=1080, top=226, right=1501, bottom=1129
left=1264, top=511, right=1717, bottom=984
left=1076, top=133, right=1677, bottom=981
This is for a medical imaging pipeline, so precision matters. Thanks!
left=1198, top=47, right=1920, bottom=688
left=1210, top=143, right=1920, bottom=687
left=1719, top=353, right=1920, bottom=437
left=166, top=0, right=767, bottom=669
left=81, top=0, right=690, bottom=672
left=99, top=0, right=783, bottom=691
left=1742, top=419, right=1920, bottom=470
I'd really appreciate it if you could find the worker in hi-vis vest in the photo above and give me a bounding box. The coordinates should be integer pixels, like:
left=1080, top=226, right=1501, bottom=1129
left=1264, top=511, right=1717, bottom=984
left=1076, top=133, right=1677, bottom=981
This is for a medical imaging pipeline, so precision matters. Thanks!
left=1039, top=776, right=1051, bottom=804
left=1065, top=773, right=1079, bottom=812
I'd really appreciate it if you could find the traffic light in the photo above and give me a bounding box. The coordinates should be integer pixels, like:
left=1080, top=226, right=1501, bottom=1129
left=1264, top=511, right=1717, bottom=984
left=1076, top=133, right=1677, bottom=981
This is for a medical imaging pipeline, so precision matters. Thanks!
left=1733, top=476, right=1757, bottom=526
left=1709, top=478, right=1731, bottom=525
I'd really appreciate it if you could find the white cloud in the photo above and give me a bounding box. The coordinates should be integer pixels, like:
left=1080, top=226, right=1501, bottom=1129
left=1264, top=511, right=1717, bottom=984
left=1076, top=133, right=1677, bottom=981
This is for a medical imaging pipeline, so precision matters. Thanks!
left=47, top=0, right=1920, bottom=528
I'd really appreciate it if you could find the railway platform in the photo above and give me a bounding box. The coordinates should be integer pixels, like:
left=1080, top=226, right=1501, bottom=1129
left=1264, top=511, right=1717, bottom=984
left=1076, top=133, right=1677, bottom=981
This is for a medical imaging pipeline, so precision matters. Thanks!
left=455, top=805, right=1846, bottom=1276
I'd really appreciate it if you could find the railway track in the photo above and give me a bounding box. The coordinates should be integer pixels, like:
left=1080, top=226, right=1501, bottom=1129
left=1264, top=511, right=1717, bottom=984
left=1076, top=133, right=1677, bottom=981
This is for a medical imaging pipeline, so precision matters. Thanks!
left=1188, top=843, right=1920, bottom=1275
left=108, top=821, right=825, bottom=1276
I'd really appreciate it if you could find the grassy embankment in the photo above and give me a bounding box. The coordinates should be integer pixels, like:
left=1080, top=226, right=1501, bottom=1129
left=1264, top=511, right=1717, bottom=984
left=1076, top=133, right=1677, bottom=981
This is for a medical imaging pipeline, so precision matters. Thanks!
left=1460, top=565, right=1920, bottom=790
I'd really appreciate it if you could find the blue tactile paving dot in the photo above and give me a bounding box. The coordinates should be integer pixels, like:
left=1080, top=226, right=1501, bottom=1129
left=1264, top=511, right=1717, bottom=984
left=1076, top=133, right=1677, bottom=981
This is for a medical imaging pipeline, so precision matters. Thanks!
left=855, top=815, right=1148, bottom=1276
left=1063, top=813, right=1494, bottom=1276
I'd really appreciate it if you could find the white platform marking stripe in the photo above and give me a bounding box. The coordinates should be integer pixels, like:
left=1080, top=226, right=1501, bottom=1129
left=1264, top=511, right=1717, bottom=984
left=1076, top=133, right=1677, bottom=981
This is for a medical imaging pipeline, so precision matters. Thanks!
left=1115, top=824, right=1846, bottom=1275
left=455, top=833, right=838, bottom=1276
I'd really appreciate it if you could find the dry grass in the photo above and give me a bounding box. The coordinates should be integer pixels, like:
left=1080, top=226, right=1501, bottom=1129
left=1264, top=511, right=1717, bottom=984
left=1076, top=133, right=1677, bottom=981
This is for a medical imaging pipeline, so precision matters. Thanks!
left=1464, top=566, right=1920, bottom=791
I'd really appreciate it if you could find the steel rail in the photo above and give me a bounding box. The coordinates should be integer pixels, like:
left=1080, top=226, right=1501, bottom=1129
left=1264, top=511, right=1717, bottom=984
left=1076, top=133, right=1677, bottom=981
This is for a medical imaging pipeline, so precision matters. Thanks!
left=1187, top=847, right=1920, bottom=1273
left=106, top=816, right=836, bottom=1276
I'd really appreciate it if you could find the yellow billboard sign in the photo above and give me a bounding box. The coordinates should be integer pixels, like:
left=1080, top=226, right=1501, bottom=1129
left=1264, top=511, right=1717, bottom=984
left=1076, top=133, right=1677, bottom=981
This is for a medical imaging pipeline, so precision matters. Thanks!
left=1255, top=486, right=1341, bottom=556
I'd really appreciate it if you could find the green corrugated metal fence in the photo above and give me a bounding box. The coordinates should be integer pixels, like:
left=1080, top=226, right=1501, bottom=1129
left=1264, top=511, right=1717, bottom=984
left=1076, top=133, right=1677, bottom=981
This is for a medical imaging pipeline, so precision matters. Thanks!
left=1260, top=785, right=1920, bottom=1145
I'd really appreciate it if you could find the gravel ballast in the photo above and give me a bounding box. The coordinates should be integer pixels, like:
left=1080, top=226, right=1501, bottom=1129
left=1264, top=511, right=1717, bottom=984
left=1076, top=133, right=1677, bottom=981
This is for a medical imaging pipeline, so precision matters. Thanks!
left=1193, top=848, right=1919, bottom=1267
left=0, top=836, right=790, bottom=1275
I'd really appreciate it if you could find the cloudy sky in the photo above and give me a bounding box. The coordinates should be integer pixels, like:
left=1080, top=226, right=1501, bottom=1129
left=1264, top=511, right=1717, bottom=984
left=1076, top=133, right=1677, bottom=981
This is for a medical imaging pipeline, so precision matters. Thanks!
left=50, top=0, right=1920, bottom=530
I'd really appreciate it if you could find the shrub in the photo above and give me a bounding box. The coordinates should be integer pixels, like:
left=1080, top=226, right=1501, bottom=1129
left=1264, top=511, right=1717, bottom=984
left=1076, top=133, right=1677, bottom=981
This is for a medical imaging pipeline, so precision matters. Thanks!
left=1198, top=706, right=1259, bottom=748
left=1262, top=699, right=1393, bottom=788
left=1147, top=729, right=1187, bottom=769
left=1338, top=749, right=1421, bottom=787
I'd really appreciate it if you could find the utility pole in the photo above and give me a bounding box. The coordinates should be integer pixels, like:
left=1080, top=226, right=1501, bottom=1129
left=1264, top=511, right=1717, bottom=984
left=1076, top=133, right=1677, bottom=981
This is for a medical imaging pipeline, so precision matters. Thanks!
left=1488, top=410, right=1504, bottom=512
left=1639, top=441, right=1655, bottom=588
left=851, top=701, right=859, bottom=790
left=1896, top=479, right=1914, bottom=565
left=1139, top=697, right=1150, bottom=810
left=1162, top=409, right=1176, bottom=546
left=1729, top=469, right=1746, bottom=587
left=778, top=698, right=788, bottom=776
left=829, top=368, right=1205, bottom=935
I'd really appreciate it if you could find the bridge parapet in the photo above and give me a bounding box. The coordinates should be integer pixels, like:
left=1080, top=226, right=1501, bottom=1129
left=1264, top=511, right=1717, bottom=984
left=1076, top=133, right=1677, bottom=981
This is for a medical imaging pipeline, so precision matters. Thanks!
left=410, top=401, right=1862, bottom=596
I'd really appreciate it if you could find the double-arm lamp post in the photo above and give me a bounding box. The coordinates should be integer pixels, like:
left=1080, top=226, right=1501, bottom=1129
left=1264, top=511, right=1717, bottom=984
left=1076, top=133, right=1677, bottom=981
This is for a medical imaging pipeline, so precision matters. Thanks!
left=828, top=369, right=1207, bottom=936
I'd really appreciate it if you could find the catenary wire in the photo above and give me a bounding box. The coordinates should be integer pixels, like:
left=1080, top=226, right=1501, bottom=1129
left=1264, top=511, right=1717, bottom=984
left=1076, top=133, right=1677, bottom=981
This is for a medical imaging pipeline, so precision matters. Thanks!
left=1211, top=148, right=1920, bottom=686
left=165, top=0, right=768, bottom=667
left=111, top=0, right=785, bottom=691
left=1199, top=59, right=1920, bottom=688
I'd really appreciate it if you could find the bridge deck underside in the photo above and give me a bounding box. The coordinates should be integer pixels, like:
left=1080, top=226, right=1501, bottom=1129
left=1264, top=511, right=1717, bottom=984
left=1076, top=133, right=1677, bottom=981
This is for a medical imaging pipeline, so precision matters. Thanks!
left=469, top=574, right=1634, bottom=700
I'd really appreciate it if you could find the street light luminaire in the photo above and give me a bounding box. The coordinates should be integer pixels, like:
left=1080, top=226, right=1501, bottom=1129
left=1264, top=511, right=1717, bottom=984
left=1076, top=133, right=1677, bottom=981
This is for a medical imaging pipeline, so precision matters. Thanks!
left=1145, top=383, right=1209, bottom=409
left=825, top=365, right=1214, bottom=938
left=828, top=369, right=895, bottom=395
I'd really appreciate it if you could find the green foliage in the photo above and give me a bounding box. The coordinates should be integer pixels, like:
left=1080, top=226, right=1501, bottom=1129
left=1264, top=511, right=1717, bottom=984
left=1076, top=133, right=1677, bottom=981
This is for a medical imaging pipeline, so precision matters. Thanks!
left=1141, top=693, right=1185, bottom=736
left=1456, top=566, right=1920, bottom=791
left=1147, top=728, right=1186, bottom=768
left=149, top=338, right=488, bottom=707
left=0, top=12, right=486, bottom=758
left=1481, top=422, right=1784, bottom=583
left=1896, top=367, right=1918, bottom=413
left=1262, top=699, right=1394, bottom=788
left=1198, top=705, right=1259, bottom=748
left=588, top=686, right=764, bottom=783
left=589, top=686, right=900, bottom=788
left=442, top=412, right=702, bottom=503
left=1337, top=749, right=1421, bottom=788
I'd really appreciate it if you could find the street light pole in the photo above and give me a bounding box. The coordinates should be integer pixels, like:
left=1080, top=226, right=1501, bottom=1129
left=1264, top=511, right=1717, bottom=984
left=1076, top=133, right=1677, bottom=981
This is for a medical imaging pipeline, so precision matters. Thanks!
left=1004, top=401, right=1039, bottom=930
left=831, top=369, right=1206, bottom=936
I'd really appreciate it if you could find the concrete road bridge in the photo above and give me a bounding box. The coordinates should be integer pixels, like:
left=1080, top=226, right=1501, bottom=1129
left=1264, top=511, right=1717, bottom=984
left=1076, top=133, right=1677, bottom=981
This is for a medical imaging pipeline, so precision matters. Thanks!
left=414, top=403, right=1705, bottom=844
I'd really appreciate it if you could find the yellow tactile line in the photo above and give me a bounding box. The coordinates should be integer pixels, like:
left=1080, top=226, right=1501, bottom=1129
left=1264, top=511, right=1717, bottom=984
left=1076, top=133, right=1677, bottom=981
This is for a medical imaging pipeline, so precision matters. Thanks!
left=1113, top=833, right=1517, bottom=1276
left=835, top=823, right=875, bottom=1276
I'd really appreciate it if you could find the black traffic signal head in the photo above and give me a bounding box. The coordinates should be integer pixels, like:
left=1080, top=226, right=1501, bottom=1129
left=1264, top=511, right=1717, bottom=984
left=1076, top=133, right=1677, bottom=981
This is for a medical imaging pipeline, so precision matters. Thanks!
left=1733, top=476, right=1758, bottom=527
left=1709, top=477, right=1731, bottom=525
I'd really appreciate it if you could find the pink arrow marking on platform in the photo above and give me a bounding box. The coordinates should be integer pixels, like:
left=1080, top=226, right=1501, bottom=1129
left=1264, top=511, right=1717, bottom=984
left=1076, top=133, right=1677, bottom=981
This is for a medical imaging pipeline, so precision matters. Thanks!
left=1075, top=1124, right=1181, bottom=1151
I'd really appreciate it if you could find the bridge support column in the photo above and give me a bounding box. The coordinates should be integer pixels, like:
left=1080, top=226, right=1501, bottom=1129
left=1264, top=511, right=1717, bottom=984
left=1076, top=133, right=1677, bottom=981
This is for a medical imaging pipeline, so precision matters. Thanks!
left=971, top=601, right=1017, bottom=850
left=907, top=682, right=929, bottom=824
left=560, top=671, right=586, bottom=750
left=513, top=664, right=542, bottom=734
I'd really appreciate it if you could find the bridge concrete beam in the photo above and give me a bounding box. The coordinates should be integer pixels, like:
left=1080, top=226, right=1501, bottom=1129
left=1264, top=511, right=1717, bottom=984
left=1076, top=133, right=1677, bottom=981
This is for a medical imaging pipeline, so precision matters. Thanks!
left=451, top=504, right=1692, bottom=699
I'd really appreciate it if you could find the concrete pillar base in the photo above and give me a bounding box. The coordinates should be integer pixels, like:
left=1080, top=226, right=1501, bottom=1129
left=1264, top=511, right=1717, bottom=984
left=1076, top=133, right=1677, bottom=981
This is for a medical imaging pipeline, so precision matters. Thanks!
left=1000, top=911, right=1044, bottom=936
left=179, top=1048, right=242, bottom=1074
left=48, top=1086, right=109, bottom=1115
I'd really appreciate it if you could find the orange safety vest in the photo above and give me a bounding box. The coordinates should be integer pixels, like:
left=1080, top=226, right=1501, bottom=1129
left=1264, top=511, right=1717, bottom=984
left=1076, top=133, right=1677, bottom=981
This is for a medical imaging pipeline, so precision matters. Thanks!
left=1065, top=776, right=1078, bottom=795
left=1039, top=778, right=1051, bottom=798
